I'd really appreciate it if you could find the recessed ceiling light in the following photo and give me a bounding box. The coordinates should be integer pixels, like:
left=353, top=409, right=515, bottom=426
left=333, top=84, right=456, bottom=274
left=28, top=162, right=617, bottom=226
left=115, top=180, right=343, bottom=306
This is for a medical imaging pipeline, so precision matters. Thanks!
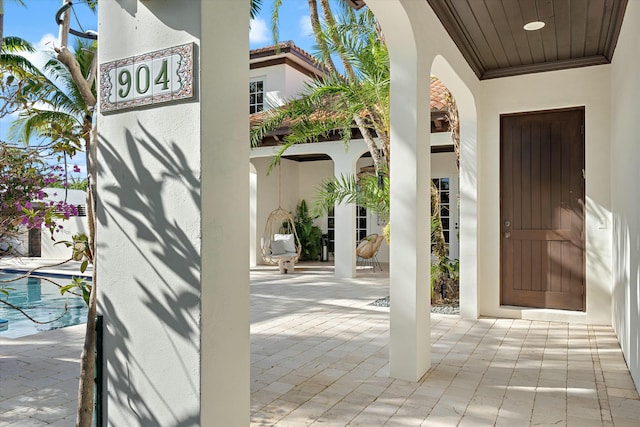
left=524, top=21, right=545, bottom=31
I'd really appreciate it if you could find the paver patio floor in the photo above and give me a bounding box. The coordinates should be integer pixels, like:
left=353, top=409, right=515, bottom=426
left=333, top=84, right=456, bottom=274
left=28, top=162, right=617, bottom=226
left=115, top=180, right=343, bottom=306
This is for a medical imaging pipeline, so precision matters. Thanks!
left=0, top=325, right=84, bottom=426
left=250, top=264, right=640, bottom=426
left=1, top=260, right=639, bottom=426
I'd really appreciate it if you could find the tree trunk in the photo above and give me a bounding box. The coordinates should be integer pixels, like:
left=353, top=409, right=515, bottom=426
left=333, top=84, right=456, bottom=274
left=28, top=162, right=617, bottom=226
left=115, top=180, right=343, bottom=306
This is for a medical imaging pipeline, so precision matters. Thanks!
left=0, top=0, right=4, bottom=47
left=75, top=268, right=96, bottom=427
left=56, top=47, right=96, bottom=107
left=316, top=1, right=388, bottom=175
left=76, top=120, right=97, bottom=427
left=53, top=2, right=99, bottom=424
left=319, top=0, right=356, bottom=82
left=308, top=0, right=337, bottom=74
left=353, top=115, right=384, bottom=172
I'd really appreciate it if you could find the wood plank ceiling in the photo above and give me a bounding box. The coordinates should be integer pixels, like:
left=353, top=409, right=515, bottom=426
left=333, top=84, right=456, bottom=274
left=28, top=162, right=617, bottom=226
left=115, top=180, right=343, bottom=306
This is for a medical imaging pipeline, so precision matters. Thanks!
left=426, top=0, right=628, bottom=79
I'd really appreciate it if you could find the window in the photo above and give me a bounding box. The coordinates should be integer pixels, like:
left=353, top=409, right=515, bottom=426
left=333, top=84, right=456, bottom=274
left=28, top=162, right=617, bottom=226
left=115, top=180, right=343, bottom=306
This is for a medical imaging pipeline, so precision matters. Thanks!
left=356, top=205, right=367, bottom=242
left=249, top=80, right=264, bottom=114
left=327, top=207, right=335, bottom=253
left=326, top=205, right=368, bottom=253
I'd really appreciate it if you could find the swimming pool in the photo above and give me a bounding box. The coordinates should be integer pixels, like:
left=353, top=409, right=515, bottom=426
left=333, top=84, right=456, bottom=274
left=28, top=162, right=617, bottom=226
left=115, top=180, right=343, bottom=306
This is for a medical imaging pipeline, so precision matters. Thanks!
left=0, top=271, right=89, bottom=339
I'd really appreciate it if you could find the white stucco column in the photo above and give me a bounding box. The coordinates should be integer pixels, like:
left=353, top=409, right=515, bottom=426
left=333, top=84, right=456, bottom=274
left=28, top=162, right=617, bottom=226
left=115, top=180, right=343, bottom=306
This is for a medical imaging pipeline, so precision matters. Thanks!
left=201, top=2, right=250, bottom=425
left=387, top=58, right=431, bottom=381
left=250, top=164, right=258, bottom=267
left=333, top=155, right=357, bottom=278
left=367, top=0, right=432, bottom=381
left=98, top=1, right=249, bottom=425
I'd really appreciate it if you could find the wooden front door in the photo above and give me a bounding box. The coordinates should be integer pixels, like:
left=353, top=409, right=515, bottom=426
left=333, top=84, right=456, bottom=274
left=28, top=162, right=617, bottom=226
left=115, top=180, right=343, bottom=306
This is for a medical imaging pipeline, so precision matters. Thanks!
left=500, top=108, right=585, bottom=311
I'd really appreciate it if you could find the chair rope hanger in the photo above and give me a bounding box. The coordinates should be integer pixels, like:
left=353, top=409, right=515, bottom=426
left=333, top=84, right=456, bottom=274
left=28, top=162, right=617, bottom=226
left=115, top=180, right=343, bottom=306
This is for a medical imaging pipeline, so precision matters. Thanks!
left=261, top=162, right=302, bottom=268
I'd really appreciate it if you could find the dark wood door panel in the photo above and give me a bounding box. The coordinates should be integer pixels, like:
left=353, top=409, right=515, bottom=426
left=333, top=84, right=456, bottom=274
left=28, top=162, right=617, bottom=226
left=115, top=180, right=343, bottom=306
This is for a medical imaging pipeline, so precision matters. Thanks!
left=510, top=229, right=580, bottom=242
left=500, top=108, right=585, bottom=311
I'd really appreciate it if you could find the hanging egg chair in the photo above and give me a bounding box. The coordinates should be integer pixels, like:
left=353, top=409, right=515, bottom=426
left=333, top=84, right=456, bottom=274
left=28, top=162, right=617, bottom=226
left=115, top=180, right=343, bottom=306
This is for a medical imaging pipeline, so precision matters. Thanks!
left=261, top=207, right=302, bottom=265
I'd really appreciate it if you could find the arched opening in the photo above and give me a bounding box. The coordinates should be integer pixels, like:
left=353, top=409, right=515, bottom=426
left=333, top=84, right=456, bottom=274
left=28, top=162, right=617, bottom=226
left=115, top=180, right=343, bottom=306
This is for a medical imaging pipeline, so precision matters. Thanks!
left=431, top=54, right=479, bottom=318
left=250, top=139, right=370, bottom=276
left=365, top=0, right=480, bottom=381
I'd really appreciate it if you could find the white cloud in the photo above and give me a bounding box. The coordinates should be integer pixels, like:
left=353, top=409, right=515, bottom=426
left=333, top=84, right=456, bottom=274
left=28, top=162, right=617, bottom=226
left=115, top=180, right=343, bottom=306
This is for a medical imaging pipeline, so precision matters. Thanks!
left=20, top=33, right=58, bottom=72
left=299, top=15, right=313, bottom=38
left=250, top=18, right=269, bottom=44
left=34, top=33, right=58, bottom=52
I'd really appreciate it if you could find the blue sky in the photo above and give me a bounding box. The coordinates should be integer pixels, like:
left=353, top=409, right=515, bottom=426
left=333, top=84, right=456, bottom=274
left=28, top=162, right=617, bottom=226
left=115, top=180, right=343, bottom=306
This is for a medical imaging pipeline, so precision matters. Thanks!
left=250, top=1, right=318, bottom=52
left=1, top=0, right=331, bottom=177
left=1, top=0, right=97, bottom=179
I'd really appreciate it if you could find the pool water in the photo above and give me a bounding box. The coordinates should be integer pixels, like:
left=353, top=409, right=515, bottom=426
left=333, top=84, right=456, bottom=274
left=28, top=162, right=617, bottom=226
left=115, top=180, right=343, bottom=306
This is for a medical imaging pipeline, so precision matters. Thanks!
left=0, top=272, right=89, bottom=339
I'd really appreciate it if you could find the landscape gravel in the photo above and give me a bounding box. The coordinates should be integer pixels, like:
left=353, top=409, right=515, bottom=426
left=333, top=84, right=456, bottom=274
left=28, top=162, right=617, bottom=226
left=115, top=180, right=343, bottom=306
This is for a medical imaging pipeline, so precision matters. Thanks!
left=369, top=296, right=460, bottom=315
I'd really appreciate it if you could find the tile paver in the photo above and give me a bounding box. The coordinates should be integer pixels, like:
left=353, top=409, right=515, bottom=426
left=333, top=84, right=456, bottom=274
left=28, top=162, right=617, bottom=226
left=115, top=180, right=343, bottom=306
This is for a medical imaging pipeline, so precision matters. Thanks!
left=249, top=263, right=640, bottom=426
left=0, top=325, right=84, bottom=427
left=1, top=260, right=639, bottom=426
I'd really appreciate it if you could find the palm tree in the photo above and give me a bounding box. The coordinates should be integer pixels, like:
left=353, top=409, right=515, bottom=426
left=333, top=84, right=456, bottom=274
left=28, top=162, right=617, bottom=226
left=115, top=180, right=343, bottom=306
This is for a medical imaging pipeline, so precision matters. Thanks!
left=266, top=2, right=388, bottom=172
left=7, top=37, right=95, bottom=156
left=0, top=36, right=49, bottom=120
left=251, top=6, right=391, bottom=213
left=251, top=3, right=452, bottom=266
left=3, top=36, right=95, bottom=205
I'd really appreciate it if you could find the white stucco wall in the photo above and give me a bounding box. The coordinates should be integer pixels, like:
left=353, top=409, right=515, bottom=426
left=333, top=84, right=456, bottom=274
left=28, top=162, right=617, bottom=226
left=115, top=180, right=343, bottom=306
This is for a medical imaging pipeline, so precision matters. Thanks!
left=251, top=157, right=300, bottom=264
left=98, top=2, right=249, bottom=425
left=40, top=189, right=88, bottom=258
left=297, top=160, right=333, bottom=212
left=41, top=217, right=88, bottom=259
left=284, top=65, right=317, bottom=99
left=251, top=65, right=285, bottom=108
left=610, top=0, right=640, bottom=391
left=296, top=159, right=333, bottom=241
left=251, top=141, right=369, bottom=270
left=250, top=61, right=319, bottom=109
left=479, top=65, right=612, bottom=325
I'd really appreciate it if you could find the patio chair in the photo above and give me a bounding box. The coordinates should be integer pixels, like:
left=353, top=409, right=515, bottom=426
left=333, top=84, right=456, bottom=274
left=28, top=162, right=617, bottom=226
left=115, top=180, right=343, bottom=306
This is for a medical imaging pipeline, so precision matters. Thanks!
left=261, top=207, right=301, bottom=273
left=356, top=234, right=384, bottom=272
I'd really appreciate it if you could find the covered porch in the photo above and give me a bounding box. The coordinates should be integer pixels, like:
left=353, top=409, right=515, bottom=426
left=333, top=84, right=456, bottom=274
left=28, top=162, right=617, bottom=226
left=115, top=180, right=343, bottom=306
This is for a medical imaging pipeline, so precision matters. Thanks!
left=1, top=263, right=638, bottom=425
left=95, top=1, right=640, bottom=423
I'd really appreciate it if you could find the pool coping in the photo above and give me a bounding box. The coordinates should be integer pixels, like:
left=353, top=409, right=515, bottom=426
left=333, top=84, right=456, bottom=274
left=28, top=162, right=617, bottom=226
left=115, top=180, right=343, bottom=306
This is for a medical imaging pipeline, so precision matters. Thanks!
left=0, top=257, right=92, bottom=279
left=0, top=268, right=91, bottom=279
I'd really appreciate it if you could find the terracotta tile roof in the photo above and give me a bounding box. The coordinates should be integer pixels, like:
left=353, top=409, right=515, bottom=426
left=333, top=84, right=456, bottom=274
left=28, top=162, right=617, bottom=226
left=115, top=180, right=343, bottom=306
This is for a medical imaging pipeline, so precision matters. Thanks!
left=250, top=77, right=449, bottom=128
left=430, top=77, right=448, bottom=113
left=250, top=42, right=449, bottom=113
left=250, top=41, right=329, bottom=74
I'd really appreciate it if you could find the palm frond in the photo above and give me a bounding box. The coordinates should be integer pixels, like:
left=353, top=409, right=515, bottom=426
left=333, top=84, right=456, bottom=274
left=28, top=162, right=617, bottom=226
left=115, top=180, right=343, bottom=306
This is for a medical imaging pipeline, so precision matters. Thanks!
left=312, top=172, right=389, bottom=221
left=250, top=0, right=262, bottom=20
left=270, top=0, right=283, bottom=46
left=2, top=40, right=94, bottom=148
left=313, top=174, right=360, bottom=217
left=0, top=52, right=42, bottom=77
left=8, top=109, right=81, bottom=146
left=1, top=36, right=34, bottom=53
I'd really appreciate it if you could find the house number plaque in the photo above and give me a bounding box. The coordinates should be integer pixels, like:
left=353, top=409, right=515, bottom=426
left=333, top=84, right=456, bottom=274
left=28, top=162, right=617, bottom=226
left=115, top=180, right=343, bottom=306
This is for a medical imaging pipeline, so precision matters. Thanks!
left=100, top=43, right=195, bottom=113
